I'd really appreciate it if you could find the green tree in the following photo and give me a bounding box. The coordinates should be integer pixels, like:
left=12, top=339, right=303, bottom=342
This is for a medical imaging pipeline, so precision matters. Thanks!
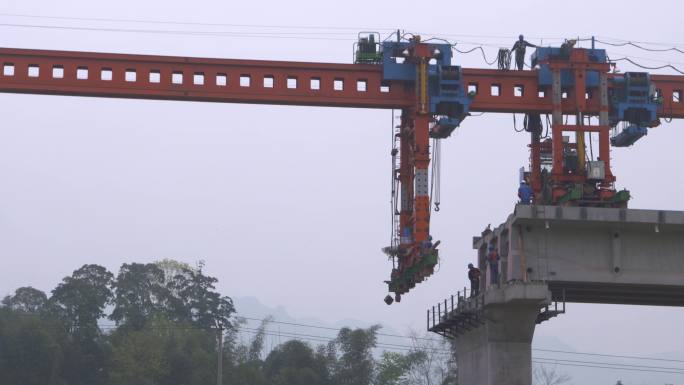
left=263, top=340, right=322, bottom=385
left=155, top=259, right=194, bottom=284
left=376, top=351, right=410, bottom=385
left=166, top=264, right=235, bottom=329
left=231, top=361, right=268, bottom=385
left=0, top=307, right=66, bottom=385
left=161, top=323, right=216, bottom=385
left=110, top=263, right=169, bottom=329
left=313, top=343, right=335, bottom=385
left=49, top=264, right=114, bottom=385
left=405, top=331, right=457, bottom=385
left=2, top=287, right=48, bottom=313
left=333, top=325, right=380, bottom=385
left=4, top=261, right=484, bottom=385
left=50, top=264, right=114, bottom=336
left=106, top=324, right=167, bottom=385
left=533, top=364, right=571, bottom=385
left=225, top=317, right=272, bottom=385
left=107, top=317, right=217, bottom=385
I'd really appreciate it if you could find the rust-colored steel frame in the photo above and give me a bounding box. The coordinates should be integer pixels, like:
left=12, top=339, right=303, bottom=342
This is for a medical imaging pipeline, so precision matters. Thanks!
left=3, top=47, right=684, bottom=119
left=548, top=52, right=614, bottom=190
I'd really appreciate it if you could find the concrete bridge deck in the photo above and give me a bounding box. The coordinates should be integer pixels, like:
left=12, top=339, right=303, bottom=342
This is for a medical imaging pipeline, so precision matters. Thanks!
left=474, top=205, right=684, bottom=306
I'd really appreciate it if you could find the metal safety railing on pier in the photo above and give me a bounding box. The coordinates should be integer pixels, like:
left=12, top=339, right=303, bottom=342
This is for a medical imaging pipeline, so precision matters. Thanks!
left=427, top=287, right=485, bottom=338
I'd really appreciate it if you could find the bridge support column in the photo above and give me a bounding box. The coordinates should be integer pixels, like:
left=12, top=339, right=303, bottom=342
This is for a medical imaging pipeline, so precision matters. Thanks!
left=453, top=283, right=551, bottom=385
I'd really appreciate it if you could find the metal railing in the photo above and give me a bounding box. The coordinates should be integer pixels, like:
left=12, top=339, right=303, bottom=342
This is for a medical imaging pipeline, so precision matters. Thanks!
left=427, top=286, right=485, bottom=331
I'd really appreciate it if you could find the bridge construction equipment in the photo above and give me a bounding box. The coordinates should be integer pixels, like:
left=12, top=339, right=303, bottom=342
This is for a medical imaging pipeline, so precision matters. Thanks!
left=1, top=33, right=683, bottom=307
left=4, top=31, right=684, bottom=385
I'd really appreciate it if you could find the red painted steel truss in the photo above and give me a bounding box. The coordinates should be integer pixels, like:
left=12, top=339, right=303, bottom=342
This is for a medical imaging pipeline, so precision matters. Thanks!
left=2, top=47, right=684, bottom=117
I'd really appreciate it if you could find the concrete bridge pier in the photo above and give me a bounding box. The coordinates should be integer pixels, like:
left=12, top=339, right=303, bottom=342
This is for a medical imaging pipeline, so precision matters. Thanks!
left=429, top=205, right=684, bottom=384
left=452, top=283, right=551, bottom=385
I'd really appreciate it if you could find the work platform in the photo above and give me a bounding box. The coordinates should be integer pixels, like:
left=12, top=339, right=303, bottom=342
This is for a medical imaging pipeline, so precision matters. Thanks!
left=429, top=205, right=684, bottom=385
left=429, top=283, right=553, bottom=385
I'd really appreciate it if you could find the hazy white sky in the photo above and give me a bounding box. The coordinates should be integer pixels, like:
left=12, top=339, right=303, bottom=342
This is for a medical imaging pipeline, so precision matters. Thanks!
left=1, top=0, right=683, bottom=377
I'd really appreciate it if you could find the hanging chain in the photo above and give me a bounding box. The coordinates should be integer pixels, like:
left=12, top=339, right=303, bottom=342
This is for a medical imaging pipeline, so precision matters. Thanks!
left=430, top=138, right=442, bottom=213
left=390, top=110, right=400, bottom=253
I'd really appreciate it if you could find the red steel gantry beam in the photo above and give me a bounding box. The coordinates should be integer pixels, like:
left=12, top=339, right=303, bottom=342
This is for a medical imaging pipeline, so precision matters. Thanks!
left=0, top=47, right=413, bottom=108
left=2, top=47, right=684, bottom=120
left=3, top=46, right=684, bottom=299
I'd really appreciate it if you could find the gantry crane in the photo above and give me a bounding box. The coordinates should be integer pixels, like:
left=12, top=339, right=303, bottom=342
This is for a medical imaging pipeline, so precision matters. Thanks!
left=1, top=33, right=683, bottom=302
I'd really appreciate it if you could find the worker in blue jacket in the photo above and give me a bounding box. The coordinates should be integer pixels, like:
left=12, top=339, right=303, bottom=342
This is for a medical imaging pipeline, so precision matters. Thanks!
left=518, top=180, right=534, bottom=204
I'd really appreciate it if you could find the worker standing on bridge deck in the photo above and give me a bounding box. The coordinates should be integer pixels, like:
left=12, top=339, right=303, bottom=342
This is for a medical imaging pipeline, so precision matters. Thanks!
left=511, top=35, right=536, bottom=71
left=487, top=245, right=501, bottom=285
left=518, top=180, right=534, bottom=204
left=468, top=263, right=481, bottom=297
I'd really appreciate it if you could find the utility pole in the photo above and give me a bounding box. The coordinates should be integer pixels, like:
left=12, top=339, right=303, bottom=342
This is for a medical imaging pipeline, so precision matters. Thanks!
left=217, top=325, right=223, bottom=385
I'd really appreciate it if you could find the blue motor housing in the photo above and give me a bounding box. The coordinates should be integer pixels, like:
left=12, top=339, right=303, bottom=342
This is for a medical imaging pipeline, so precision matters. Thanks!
left=609, top=72, right=658, bottom=126
left=382, top=41, right=422, bottom=81
left=611, top=124, right=648, bottom=147
left=428, top=64, right=473, bottom=137
left=381, top=41, right=472, bottom=138
left=531, top=47, right=608, bottom=87
left=608, top=72, right=658, bottom=146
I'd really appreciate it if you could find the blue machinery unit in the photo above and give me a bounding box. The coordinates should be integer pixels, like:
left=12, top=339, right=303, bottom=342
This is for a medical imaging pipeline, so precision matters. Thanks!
left=532, top=46, right=608, bottom=87
left=380, top=39, right=474, bottom=138
left=609, top=72, right=659, bottom=146
left=532, top=46, right=659, bottom=147
left=369, top=38, right=658, bottom=146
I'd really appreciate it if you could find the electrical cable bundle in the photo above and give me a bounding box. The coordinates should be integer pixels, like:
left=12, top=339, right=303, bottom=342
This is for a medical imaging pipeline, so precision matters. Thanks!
left=497, top=48, right=511, bottom=70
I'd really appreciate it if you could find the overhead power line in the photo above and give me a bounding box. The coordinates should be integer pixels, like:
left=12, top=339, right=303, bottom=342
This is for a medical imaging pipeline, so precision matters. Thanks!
left=235, top=328, right=451, bottom=355
left=5, top=12, right=684, bottom=59
left=597, top=39, right=684, bottom=54
left=596, top=35, right=684, bottom=48
left=238, top=316, right=443, bottom=342
left=238, top=325, right=684, bottom=372
left=238, top=315, right=684, bottom=365
left=534, top=348, right=684, bottom=364
left=607, top=51, right=684, bottom=67
left=611, top=57, right=684, bottom=75
left=0, top=12, right=576, bottom=43
left=0, top=22, right=355, bottom=41
left=0, top=12, right=396, bottom=32
left=532, top=359, right=684, bottom=375
left=5, top=17, right=684, bottom=75
left=532, top=357, right=684, bottom=373
left=237, top=328, right=684, bottom=374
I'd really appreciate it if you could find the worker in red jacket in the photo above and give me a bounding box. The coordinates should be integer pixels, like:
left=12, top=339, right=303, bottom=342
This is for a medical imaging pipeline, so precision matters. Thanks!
left=487, top=245, right=500, bottom=284
left=468, top=263, right=481, bottom=297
